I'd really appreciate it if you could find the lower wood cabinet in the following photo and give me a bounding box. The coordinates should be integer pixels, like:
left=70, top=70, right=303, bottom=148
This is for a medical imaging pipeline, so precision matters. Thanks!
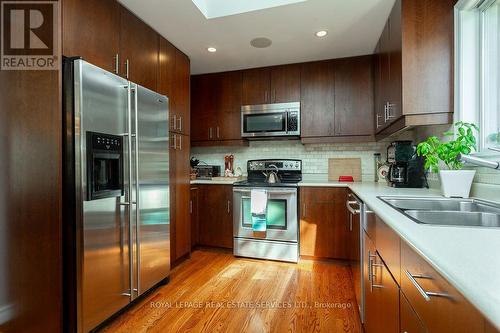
left=363, top=232, right=399, bottom=333
left=170, top=134, right=191, bottom=266
left=400, top=291, right=426, bottom=333
left=197, top=185, right=233, bottom=249
left=401, top=241, right=485, bottom=333
left=190, top=187, right=199, bottom=248
left=299, top=187, right=349, bottom=259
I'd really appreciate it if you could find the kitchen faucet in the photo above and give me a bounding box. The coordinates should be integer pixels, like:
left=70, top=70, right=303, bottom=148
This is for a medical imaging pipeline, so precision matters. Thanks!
left=459, top=147, right=500, bottom=170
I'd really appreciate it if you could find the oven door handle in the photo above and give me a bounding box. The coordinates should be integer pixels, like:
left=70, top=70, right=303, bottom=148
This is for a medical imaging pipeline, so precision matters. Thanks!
left=233, top=188, right=297, bottom=195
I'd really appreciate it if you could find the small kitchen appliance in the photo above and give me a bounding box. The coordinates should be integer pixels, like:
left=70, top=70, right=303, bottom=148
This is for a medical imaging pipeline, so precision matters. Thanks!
left=193, top=165, right=221, bottom=179
left=233, top=159, right=302, bottom=262
left=241, top=102, right=300, bottom=138
left=386, top=141, right=426, bottom=188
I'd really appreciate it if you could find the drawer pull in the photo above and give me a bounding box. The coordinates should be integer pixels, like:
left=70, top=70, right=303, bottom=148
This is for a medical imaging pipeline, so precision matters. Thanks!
left=404, top=270, right=452, bottom=302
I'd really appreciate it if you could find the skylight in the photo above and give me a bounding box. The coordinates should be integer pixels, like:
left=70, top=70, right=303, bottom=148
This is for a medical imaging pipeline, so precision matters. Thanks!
left=191, top=0, right=308, bottom=19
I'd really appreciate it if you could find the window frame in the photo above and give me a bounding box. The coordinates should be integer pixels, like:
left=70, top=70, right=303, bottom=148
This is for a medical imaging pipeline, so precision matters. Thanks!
left=455, top=0, right=500, bottom=155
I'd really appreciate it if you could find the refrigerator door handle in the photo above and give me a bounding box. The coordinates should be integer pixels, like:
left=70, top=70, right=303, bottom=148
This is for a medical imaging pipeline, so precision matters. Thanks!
left=127, top=82, right=134, bottom=302
left=133, top=84, right=141, bottom=297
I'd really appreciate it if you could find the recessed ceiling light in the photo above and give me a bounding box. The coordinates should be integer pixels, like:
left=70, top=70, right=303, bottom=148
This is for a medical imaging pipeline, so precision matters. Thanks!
left=315, top=30, right=328, bottom=38
left=207, top=47, right=217, bottom=53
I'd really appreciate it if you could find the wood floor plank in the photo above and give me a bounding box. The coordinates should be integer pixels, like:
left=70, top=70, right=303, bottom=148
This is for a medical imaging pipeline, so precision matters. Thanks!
left=100, top=249, right=362, bottom=333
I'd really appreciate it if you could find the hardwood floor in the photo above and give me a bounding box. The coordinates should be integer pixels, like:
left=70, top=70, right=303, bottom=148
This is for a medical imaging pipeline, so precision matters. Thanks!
left=100, top=249, right=362, bottom=333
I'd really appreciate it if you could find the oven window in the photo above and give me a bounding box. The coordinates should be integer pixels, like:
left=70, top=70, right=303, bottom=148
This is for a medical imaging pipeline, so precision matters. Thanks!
left=244, top=113, right=285, bottom=133
left=241, top=198, right=287, bottom=230
left=93, top=156, right=120, bottom=192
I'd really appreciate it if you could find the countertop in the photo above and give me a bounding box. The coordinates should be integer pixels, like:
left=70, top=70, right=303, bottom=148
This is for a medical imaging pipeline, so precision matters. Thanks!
left=190, top=175, right=500, bottom=329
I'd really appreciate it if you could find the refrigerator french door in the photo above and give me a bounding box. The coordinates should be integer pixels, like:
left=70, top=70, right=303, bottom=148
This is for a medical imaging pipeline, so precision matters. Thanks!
left=63, top=59, right=170, bottom=333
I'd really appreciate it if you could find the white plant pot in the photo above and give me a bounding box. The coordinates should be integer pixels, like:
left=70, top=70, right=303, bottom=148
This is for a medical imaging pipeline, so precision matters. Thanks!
left=439, top=170, right=476, bottom=198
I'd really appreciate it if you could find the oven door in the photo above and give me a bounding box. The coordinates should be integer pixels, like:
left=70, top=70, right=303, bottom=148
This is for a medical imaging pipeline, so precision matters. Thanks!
left=241, top=111, right=287, bottom=137
left=233, top=187, right=298, bottom=242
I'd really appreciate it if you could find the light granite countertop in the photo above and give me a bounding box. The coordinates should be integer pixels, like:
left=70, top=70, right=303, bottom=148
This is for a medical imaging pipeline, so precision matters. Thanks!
left=190, top=175, right=500, bottom=329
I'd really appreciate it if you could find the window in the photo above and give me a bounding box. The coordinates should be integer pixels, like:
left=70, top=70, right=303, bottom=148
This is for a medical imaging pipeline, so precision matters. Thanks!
left=455, top=0, right=500, bottom=153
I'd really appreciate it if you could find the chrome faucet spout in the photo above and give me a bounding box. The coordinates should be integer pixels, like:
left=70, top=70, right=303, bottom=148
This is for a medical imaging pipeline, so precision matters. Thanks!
left=458, top=153, right=500, bottom=170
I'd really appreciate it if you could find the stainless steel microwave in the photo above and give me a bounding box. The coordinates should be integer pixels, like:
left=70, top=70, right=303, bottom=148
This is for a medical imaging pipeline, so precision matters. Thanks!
left=241, top=102, right=300, bottom=138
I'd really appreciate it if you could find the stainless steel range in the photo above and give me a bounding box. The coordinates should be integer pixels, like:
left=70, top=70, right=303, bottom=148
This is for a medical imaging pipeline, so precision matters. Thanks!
left=233, top=159, right=302, bottom=262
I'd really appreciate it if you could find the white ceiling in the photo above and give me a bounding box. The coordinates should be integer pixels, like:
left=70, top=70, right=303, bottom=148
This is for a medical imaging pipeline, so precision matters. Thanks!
left=118, top=0, right=395, bottom=75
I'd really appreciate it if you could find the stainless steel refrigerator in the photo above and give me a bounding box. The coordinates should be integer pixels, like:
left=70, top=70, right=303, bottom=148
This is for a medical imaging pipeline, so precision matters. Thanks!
left=63, top=59, right=170, bottom=333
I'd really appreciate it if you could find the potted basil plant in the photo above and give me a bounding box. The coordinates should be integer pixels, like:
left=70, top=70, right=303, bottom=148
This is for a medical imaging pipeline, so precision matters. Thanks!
left=417, top=122, right=479, bottom=198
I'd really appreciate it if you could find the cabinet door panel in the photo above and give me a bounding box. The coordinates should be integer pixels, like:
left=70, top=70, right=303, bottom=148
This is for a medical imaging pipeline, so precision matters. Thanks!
left=172, top=50, right=190, bottom=135
left=388, top=0, right=402, bottom=121
left=401, top=241, right=484, bottom=333
left=242, top=68, right=271, bottom=105
left=190, top=188, right=199, bottom=248
left=270, top=64, right=300, bottom=103
left=191, top=75, right=216, bottom=141
left=216, top=71, right=242, bottom=140
left=63, top=0, right=120, bottom=73
left=334, top=56, right=374, bottom=136
left=173, top=135, right=191, bottom=261
left=198, top=185, right=232, bottom=248
left=400, top=292, right=426, bottom=333
left=300, top=61, right=335, bottom=137
left=299, top=187, right=348, bottom=259
left=119, top=7, right=158, bottom=91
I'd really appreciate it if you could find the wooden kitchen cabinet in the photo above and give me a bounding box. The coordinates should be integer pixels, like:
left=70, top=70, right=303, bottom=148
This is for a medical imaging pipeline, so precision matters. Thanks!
left=190, top=187, right=199, bottom=248
left=270, top=64, right=301, bottom=103
left=241, top=67, right=271, bottom=105
left=119, top=6, right=159, bottom=91
left=63, top=0, right=121, bottom=73
left=158, top=37, right=176, bottom=102
left=400, top=292, right=426, bottom=333
left=191, top=72, right=245, bottom=146
left=363, top=232, right=399, bottom=333
left=170, top=134, right=192, bottom=266
left=400, top=241, right=485, bottom=333
left=198, top=185, right=233, bottom=249
left=299, top=187, right=349, bottom=259
left=300, top=60, right=336, bottom=139
left=374, top=0, right=455, bottom=138
left=171, top=50, right=191, bottom=135
left=334, top=55, right=374, bottom=137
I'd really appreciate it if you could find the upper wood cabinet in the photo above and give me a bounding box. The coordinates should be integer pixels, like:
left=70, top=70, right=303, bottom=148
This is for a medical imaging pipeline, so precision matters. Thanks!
left=241, top=65, right=300, bottom=105
left=158, top=37, right=175, bottom=98
left=242, top=67, right=270, bottom=105
left=63, top=0, right=121, bottom=73
left=374, top=0, right=455, bottom=138
left=299, top=187, right=349, bottom=259
left=270, top=64, right=301, bottom=103
left=171, top=50, right=190, bottom=135
left=334, top=56, right=374, bottom=137
left=191, top=72, right=243, bottom=145
left=119, top=7, right=159, bottom=91
left=300, top=60, right=336, bottom=138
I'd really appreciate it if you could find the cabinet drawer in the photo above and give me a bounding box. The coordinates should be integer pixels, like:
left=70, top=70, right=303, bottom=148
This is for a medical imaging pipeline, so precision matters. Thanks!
left=364, top=210, right=400, bottom=284
left=400, top=291, right=426, bottom=333
left=401, top=241, right=484, bottom=333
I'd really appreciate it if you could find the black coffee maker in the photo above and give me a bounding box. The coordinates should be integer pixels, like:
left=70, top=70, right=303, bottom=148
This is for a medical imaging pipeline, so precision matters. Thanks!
left=386, top=141, right=427, bottom=188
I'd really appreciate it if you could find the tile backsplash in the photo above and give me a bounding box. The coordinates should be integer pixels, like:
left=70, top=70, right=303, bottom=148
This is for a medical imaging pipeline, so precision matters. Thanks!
left=191, top=140, right=386, bottom=181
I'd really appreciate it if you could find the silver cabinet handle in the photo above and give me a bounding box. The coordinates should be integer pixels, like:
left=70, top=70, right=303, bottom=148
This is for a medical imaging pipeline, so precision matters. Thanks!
left=125, top=59, right=130, bottom=79
left=171, top=134, right=177, bottom=150
left=171, top=114, right=177, bottom=131
left=190, top=200, right=193, bottom=214
left=384, top=102, right=388, bottom=122
left=376, top=114, right=382, bottom=128
left=387, top=103, right=396, bottom=120
left=349, top=213, right=353, bottom=232
left=217, top=126, right=220, bottom=139
left=227, top=200, right=231, bottom=214
left=177, top=116, right=182, bottom=132
left=114, top=53, right=120, bottom=74
left=368, top=252, right=384, bottom=290
left=404, top=270, right=452, bottom=302
left=177, top=135, right=182, bottom=150
left=209, top=127, right=213, bottom=139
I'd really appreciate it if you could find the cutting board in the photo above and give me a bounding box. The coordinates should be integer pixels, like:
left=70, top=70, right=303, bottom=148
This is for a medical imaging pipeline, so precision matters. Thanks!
left=328, top=158, right=362, bottom=182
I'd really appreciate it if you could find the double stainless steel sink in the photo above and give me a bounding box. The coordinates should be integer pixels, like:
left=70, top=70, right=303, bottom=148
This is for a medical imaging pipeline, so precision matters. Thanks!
left=379, top=196, right=500, bottom=228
